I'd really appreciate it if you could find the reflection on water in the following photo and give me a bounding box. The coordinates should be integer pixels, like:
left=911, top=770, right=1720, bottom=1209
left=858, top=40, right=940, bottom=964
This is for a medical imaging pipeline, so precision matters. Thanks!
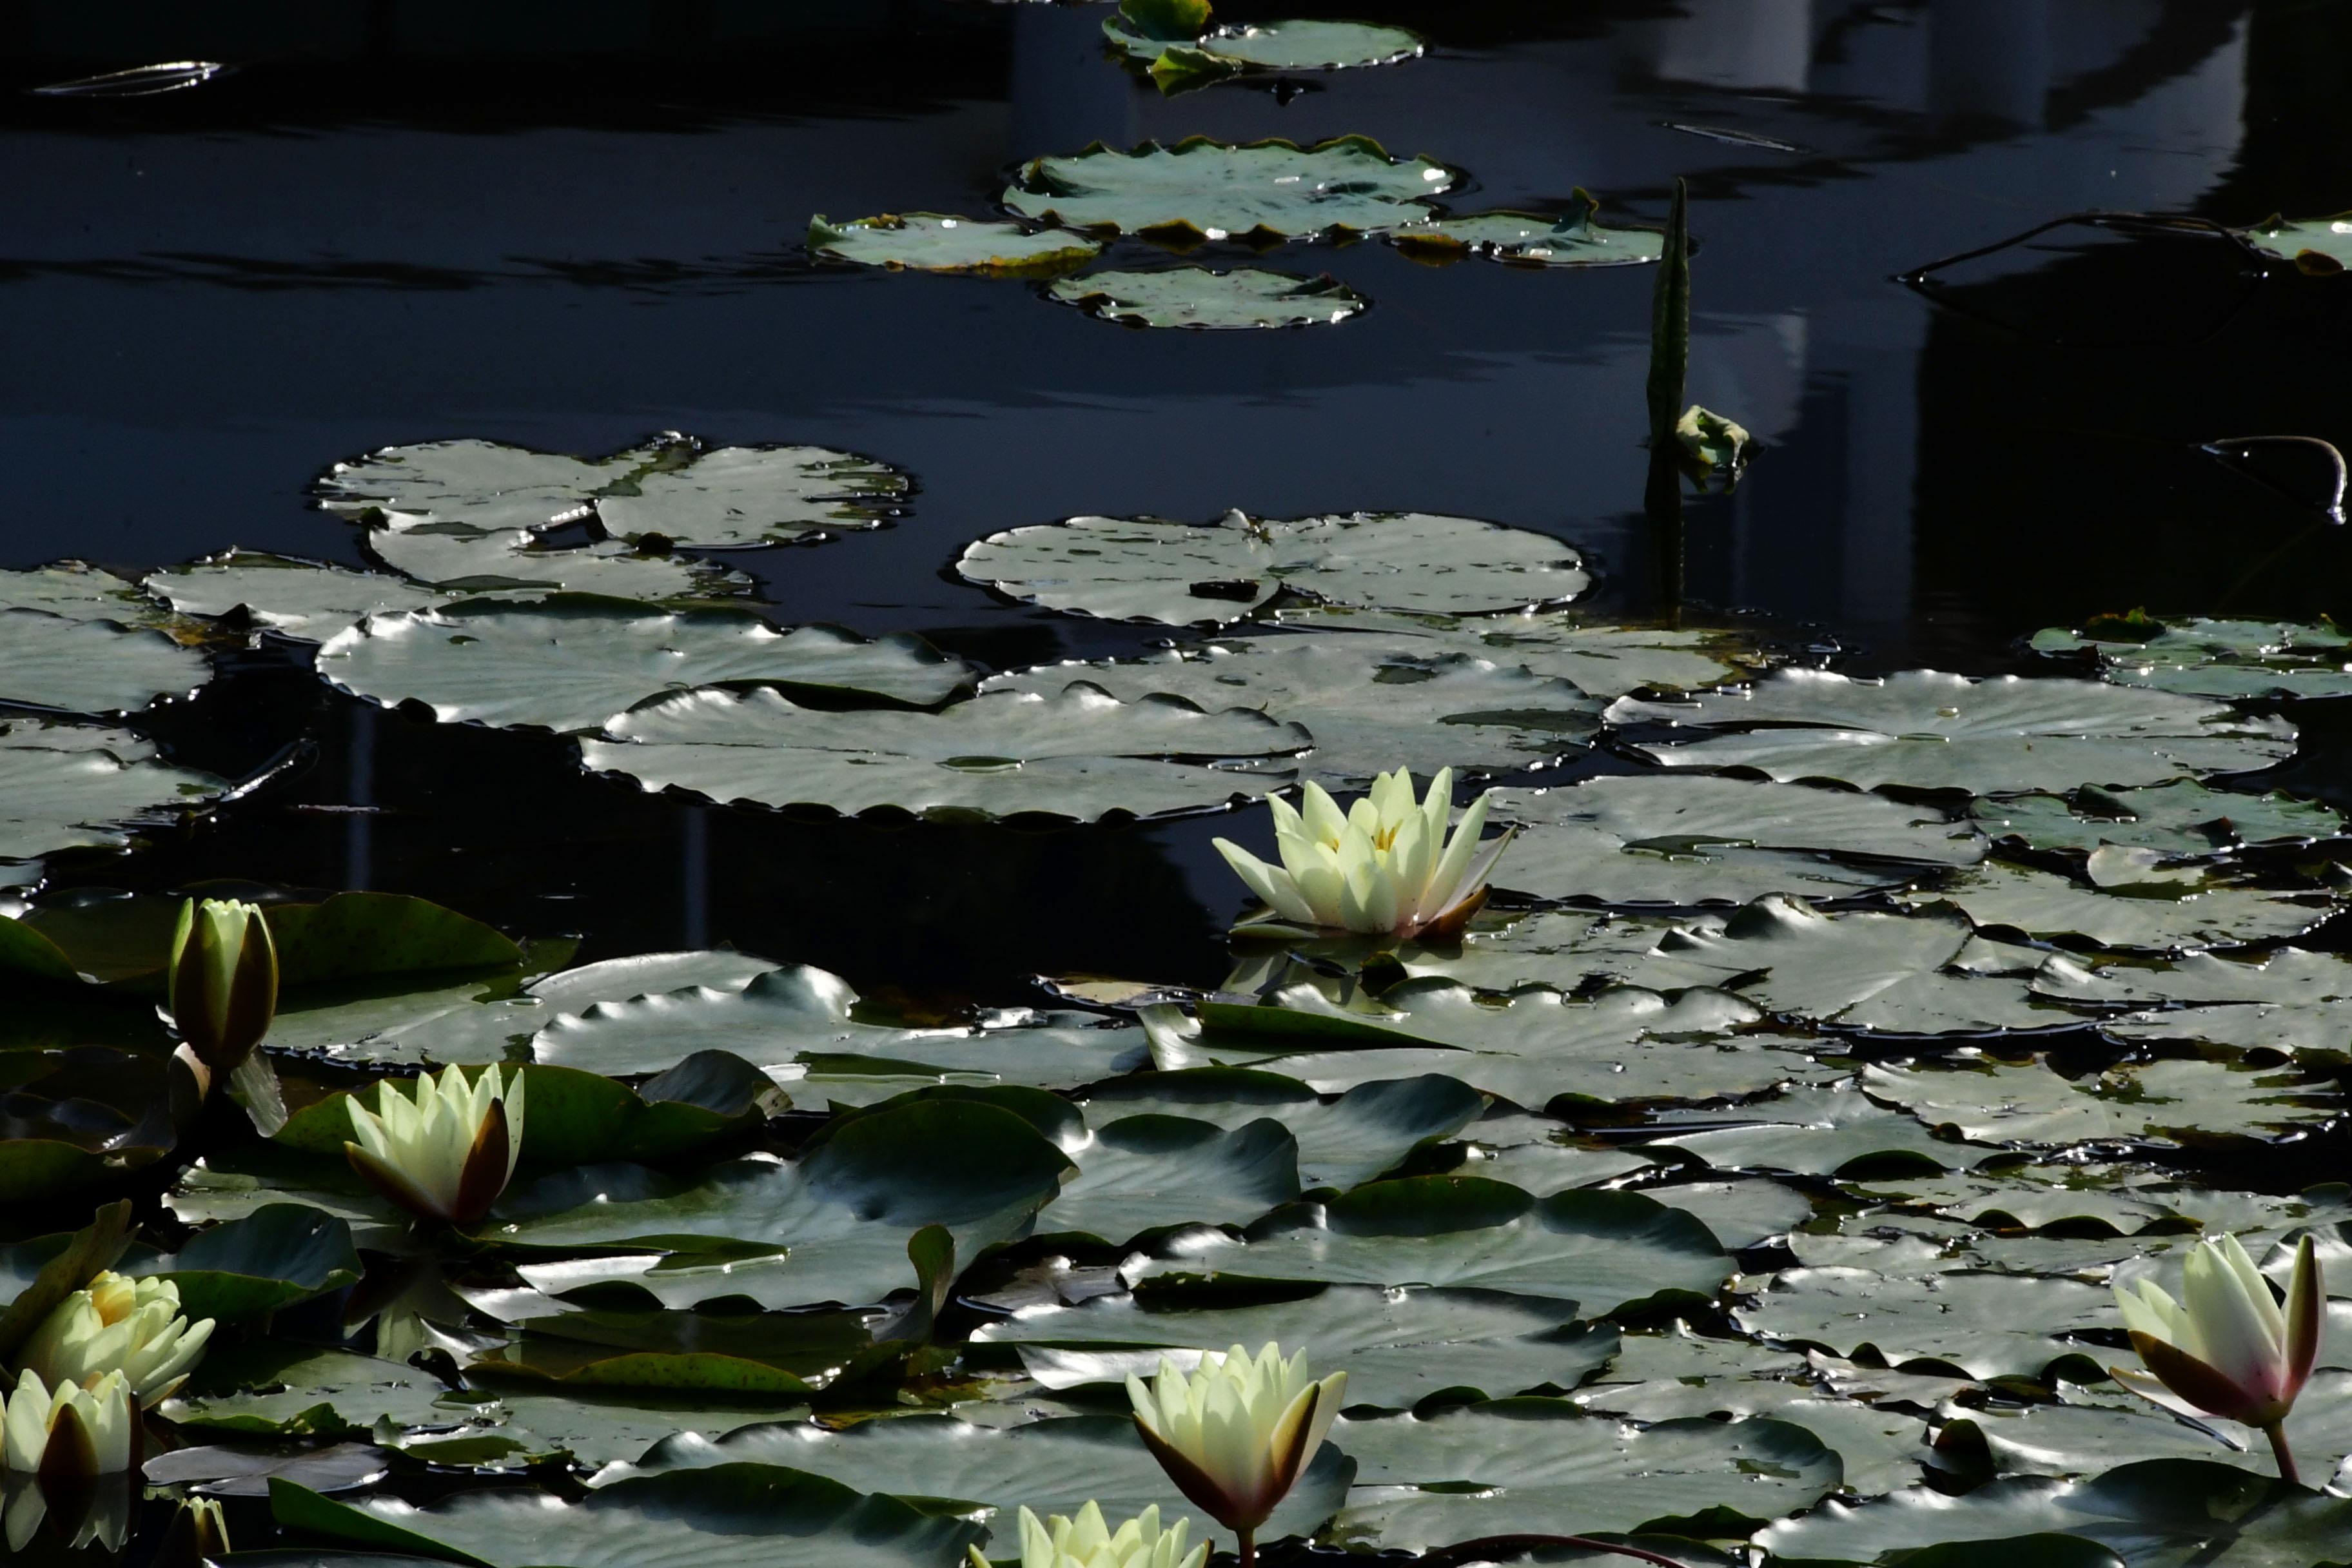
left=0, top=0, right=2347, bottom=993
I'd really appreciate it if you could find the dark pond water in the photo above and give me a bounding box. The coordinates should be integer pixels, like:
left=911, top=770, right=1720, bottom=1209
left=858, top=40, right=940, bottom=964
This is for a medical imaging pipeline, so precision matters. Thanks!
left=5, top=0, right=2349, bottom=1002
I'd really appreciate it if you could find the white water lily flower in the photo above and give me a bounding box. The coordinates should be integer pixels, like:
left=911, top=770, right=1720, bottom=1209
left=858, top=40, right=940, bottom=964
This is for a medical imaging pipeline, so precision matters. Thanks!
left=165, top=897, right=278, bottom=1074
left=1126, top=1343, right=1346, bottom=1551
left=969, top=1503, right=1207, bottom=1568
left=344, top=1064, right=526, bottom=1228
left=14, top=1271, right=213, bottom=1406
left=2113, top=1232, right=2323, bottom=1482
left=1214, top=767, right=1513, bottom=939
left=1, top=1369, right=135, bottom=1477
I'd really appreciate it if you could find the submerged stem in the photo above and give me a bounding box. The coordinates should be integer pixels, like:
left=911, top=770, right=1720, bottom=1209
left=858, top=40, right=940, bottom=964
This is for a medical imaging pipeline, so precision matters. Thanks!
left=2264, top=1420, right=2302, bottom=1488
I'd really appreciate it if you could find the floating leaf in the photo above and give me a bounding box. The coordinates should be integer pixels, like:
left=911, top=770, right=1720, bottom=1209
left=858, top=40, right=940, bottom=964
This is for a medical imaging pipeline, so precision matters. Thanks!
left=988, top=632, right=1603, bottom=789
left=1860, top=1056, right=2336, bottom=1147
left=583, top=683, right=1302, bottom=821
left=144, top=551, right=442, bottom=640
left=973, top=1282, right=1606, bottom=1409
left=140, top=1202, right=362, bottom=1322
left=0, top=1046, right=178, bottom=1200
left=2242, top=211, right=2352, bottom=275
left=1652, top=1084, right=1979, bottom=1177
left=0, top=607, right=210, bottom=714
left=1080, top=1070, right=1485, bottom=1190
left=1130, top=1177, right=1732, bottom=1316
left=1269, top=607, right=1756, bottom=696
left=0, top=1200, right=133, bottom=1359
left=2032, top=616, right=2352, bottom=701
left=1000, top=135, right=1453, bottom=242
left=273, top=1464, right=979, bottom=1568
left=1970, top=779, right=2342, bottom=856
left=1955, top=1373, right=2352, bottom=1482
left=959, top=509, right=1588, bottom=627
left=1104, top=14, right=1422, bottom=74
left=1389, top=909, right=1687, bottom=994
left=1047, top=267, right=1367, bottom=329
left=596, top=446, right=908, bottom=549
left=164, top=1343, right=470, bottom=1438
left=1330, top=1402, right=1839, bottom=1546
left=1732, top=1266, right=2113, bottom=1379
left=364, top=522, right=747, bottom=602
left=1611, top=669, right=2296, bottom=792
left=0, top=720, right=226, bottom=872
left=270, top=892, right=525, bottom=986
left=316, top=437, right=667, bottom=531
left=1391, top=200, right=1665, bottom=269
left=1899, top=858, right=2335, bottom=950
left=808, top=212, right=1102, bottom=275
left=0, top=562, right=153, bottom=620
left=1041, top=1114, right=1299, bottom=1244
left=1489, top=774, right=1983, bottom=906
left=320, top=600, right=968, bottom=734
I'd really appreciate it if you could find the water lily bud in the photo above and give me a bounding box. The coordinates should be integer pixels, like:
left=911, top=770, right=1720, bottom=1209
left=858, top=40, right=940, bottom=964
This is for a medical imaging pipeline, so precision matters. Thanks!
left=1126, top=1344, right=1346, bottom=1540
left=1, top=1369, right=136, bottom=1479
left=166, top=897, right=278, bottom=1074
left=13, top=1271, right=213, bottom=1406
left=184, top=1496, right=231, bottom=1558
left=2113, top=1233, right=2324, bottom=1480
left=968, top=1503, right=1207, bottom=1568
left=344, top=1064, right=526, bottom=1228
left=1214, top=767, right=1514, bottom=941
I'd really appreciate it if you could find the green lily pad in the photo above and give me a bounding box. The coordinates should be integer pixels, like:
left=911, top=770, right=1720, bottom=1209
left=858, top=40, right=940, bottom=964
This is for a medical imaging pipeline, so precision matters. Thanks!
left=1047, top=267, right=1367, bottom=329
left=144, top=551, right=442, bottom=641
left=1955, top=1372, right=2352, bottom=1481
left=318, top=600, right=968, bottom=734
left=972, top=1282, right=1607, bottom=1409
left=1330, top=1402, right=1840, bottom=1546
left=1899, top=859, right=2335, bottom=951
left=1001, top=135, right=1453, bottom=242
left=961, top=509, right=1589, bottom=627
left=1610, top=669, right=2297, bottom=793
left=2244, top=211, right=2352, bottom=274
left=2032, top=616, right=2352, bottom=701
left=1130, top=1177, right=1732, bottom=1316
left=493, top=1101, right=1074, bottom=1311
left=1970, top=779, right=2343, bottom=856
left=0, top=719, right=227, bottom=872
left=364, top=523, right=748, bottom=601
left=0, top=1045, right=178, bottom=1199
left=0, top=607, right=211, bottom=714
left=1651, top=1084, right=1981, bottom=1177
left=1859, top=1056, right=2337, bottom=1147
left=272, top=1464, right=979, bottom=1568
left=583, top=683, right=1302, bottom=821
left=0, top=562, right=153, bottom=620
left=317, top=437, right=668, bottom=531
left=270, top=892, right=524, bottom=986
left=164, top=1342, right=474, bottom=1438
left=0, top=1200, right=134, bottom=1360
left=1079, top=1070, right=1485, bottom=1191
left=485, top=1386, right=810, bottom=1468
left=986, top=632, right=1603, bottom=789
left=1488, top=774, right=1983, bottom=906
left=1268, top=607, right=1756, bottom=696
left=1389, top=909, right=1687, bottom=994
left=1756, top=1459, right=2352, bottom=1566
left=808, top=212, right=1102, bottom=275
left=1391, top=199, right=1665, bottom=270
left=1734, top=1266, right=2114, bottom=1379
left=602, top=1416, right=1348, bottom=1555
left=1104, top=14, right=1422, bottom=74
left=595, top=445, right=908, bottom=550
left=140, top=1203, right=362, bottom=1322
left=1040, top=1113, right=1300, bottom=1244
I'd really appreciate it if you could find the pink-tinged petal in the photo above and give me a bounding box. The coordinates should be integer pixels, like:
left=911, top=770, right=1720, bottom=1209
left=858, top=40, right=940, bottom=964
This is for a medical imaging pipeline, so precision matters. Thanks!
left=2284, top=1235, right=2324, bottom=1397
left=345, top=1141, right=451, bottom=1224
left=1132, top=1413, right=1248, bottom=1533
left=449, top=1099, right=513, bottom=1228
left=2128, top=1331, right=2276, bottom=1426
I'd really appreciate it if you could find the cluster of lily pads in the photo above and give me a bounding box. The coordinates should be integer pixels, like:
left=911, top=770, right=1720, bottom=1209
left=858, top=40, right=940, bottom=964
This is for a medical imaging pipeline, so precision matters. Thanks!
left=3, top=392, right=2352, bottom=1565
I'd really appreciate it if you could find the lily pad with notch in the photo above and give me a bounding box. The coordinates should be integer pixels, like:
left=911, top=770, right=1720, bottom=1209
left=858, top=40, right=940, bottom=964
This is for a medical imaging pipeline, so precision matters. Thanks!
left=1732, top=1266, right=2114, bottom=1381
left=1650, top=1083, right=1984, bottom=1179
left=133, top=1202, right=362, bottom=1322
left=2032, top=616, right=2352, bottom=702
left=0, top=720, right=227, bottom=877
left=319, top=600, right=970, bottom=735
left=163, top=1342, right=477, bottom=1439
left=1000, top=134, right=1453, bottom=244
left=1898, top=858, right=2337, bottom=951
left=808, top=212, right=1102, bottom=275
left=595, top=444, right=910, bottom=550
left=1268, top=606, right=1759, bottom=697
left=1046, top=267, right=1367, bottom=329
left=1078, top=1068, right=1485, bottom=1191
left=1859, top=1055, right=2338, bottom=1148
left=0, top=606, right=211, bottom=715
left=364, top=522, right=749, bottom=602
left=144, top=551, right=444, bottom=642
left=1970, top=779, right=2342, bottom=857
left=957, top=509, right=1589, bottom=627
left=0, top=562, right=155, bottom=621
left=2242, top=211, right=2352, bottom=275
left=317, top=437, right=671, bottom=532
left=1390, top=196, right=1665, bottom=270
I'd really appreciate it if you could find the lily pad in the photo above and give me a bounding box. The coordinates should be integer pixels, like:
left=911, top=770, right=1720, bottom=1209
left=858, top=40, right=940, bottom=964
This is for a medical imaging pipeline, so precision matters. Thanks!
left=1268, top=607, right=1756, bottom=696
left=0, top=719, right=227, bottom=871
left=1047, top=267, right=1367, bottom=329
left=1969, top=780, right=2343, bottom=856
left=1130, top=1177, right=1732, bottom=1317
left=1489, top=774, right=1984, bottom=906
left=318, top=600, right=968, bottom=734
left=273, top=1464, right=979, bottom=1568
left=0, top=607, right=210, bottom=714
left=1105, top=14, right=1422, bottom=74
left=1954, top=1373, right=2352, bottom=1482
left=808, top=212, right=1102, bottom=275
left=596, top=446, right=909, bottom=550
left=364, top=523, right=747, bottom=602
left=1040, top=1114, right=1300, bottom=1244
left=1859, top=1056, right=2337, bottom=1147
left=987, top=632, right=1603, bottom=788
left=164, top=1343, right=471, bottom=1438
left=2244, top=210, right=2352, bottom=274
left=1732, top=1266, right=2113, bottom=1379
left=1899, top=859, right=2335, bottom=950
left=139, top=1202, right=362, bottom=1322
left=317, top=437, right=666, bottom=531
left=1330, top=1402, right=1840, bottom=1547
left=1078, top=1070, right=1485, bottom=1190
left=1609, top=669, right=2297, bottom=793
left=582, top=683, right=1301, bottom=821
left=958, top=509, right=1589, bottom=627
left=1391, top=199, right=1665, bottom=269
left=144, top=551, right=443, bottom=640
left=1001, top=135, right=1453, bottom=242
left=602, top=1416, right=1348, bottom=1555
left=1651, top=1084, right=1981, bottom=1177
left=0, top=562, right=153, bottom=620
left=972, top=1282, right=1607, bottom=1409
left=2032, top=616, right=2352, bottom=701
left=1389, top=909, right=1687, bottom=994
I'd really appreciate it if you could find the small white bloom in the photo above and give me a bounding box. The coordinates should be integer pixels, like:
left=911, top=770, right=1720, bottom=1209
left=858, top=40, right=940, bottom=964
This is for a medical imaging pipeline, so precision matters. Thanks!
left=1, top=1369, right=135, bottom=1478
left=1126, top=1344, right=1346, bottom=1535
left=344, top=1064, right=526, bottom=1227
left=13, top=1271, right=213, bottom=1406
left=1214, top=767, right=1512, bottom=939
left=969, top=1503, right=1207, bottom=1568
